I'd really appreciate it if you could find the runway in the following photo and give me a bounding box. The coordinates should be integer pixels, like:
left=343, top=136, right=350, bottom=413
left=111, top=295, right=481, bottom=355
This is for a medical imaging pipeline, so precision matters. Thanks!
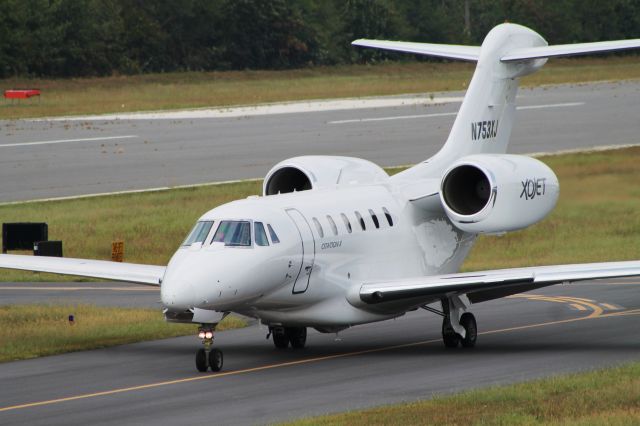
left=0, top=282, right=159, bottom=308
left=1, top=81, right=639, bottom=202
left=1, top=279, right=639, bottom=425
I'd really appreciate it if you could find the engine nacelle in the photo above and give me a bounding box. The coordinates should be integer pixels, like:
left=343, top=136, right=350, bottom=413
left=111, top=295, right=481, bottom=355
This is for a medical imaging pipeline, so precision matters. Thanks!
left=263, top=156, right=388, bottom=196
left=440, top=154, right=559, bottom=234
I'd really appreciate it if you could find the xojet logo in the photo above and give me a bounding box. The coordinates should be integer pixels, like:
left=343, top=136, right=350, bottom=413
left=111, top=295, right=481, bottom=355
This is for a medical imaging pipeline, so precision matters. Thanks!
left=520, top=178, right=547, bottom=200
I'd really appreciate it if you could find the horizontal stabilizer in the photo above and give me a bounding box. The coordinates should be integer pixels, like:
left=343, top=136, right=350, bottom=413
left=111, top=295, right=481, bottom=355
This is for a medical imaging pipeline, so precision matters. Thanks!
left=0, top=254, right=165, bottom=285
left=352, top=39, right=480, bottom=61
left=502, top=39, right=640, bottom=61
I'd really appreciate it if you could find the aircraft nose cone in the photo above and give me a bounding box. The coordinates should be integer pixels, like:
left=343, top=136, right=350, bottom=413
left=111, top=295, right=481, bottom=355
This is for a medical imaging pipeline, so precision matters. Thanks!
left=161, top=280, right=195, bottom=310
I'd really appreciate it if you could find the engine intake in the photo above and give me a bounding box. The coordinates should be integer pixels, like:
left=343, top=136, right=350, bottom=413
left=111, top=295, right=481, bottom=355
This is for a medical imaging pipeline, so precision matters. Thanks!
left=263, top=156, right=388, bottom=196
left=442, top=165, right=491, bottom=215
left=264, top=167, right=311, bottom=195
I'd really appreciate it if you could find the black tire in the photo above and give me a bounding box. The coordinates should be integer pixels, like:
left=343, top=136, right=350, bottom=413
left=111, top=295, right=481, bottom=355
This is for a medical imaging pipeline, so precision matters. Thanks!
left=209, top=348, right=223, bottom=372
left=460, top=313, right=477, bottom=348
left=195, top=348, right=208, bottom=372
left=442, top=320, right=460, bottom=348
left=287, top=327, right=307, bottom=349
left=273, top=330, right=289, bottom=349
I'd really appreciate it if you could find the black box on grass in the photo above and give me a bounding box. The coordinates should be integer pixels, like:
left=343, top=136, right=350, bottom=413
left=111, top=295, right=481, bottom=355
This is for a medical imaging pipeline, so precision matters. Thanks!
left=2, top=222, right=48, bottom=253
left=34, top=240, right=63, bottom=257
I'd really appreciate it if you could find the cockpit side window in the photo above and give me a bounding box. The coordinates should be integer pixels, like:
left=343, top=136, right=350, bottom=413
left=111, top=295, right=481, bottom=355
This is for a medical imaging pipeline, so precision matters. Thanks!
left=255, top=222, right=269, bottom=246
left=212, top=221, right=251, bottom=246
left=182, top=221, right=214, bottom=246
left=267, top=224, right=280, bottom=243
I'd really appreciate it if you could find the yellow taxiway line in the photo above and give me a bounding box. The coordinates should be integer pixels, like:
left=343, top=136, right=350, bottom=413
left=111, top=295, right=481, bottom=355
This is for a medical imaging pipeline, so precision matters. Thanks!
left=1, top=304, right=638, bottom=414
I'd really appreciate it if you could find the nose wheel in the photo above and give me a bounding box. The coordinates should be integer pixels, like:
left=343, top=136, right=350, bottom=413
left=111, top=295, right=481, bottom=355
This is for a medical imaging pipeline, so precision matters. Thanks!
left=196, top=326, right=223, bottom=372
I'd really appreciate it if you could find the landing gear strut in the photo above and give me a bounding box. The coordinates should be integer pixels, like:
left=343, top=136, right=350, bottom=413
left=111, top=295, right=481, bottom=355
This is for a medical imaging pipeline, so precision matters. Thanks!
left=195, top=325, right=223, bottom=372
left=441, top=295, right=477, bottom=349
left=268, top=326, right=307, bottom=349
left=424, top=295, right=477, bottom=349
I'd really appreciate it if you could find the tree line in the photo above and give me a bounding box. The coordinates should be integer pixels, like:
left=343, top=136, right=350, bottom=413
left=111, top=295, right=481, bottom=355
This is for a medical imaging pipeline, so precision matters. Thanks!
left=0, top=0, right=639, bottom=78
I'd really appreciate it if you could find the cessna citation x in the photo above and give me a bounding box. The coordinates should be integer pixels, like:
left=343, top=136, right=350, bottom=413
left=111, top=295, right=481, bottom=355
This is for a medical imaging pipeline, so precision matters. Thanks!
left=2, top=23, right=640, bottom=372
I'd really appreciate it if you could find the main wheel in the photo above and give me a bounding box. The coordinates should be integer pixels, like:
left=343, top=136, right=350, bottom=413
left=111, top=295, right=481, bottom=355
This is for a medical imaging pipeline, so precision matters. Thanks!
left=287, top=327, right=307, bottom=349
left=273, top=330, right=289, bottom=349
left=195, top=348, right=208, bottom=372
left=460, top=313, right=477, bottom=348
left=209, top=348, right=223, bottom=372
left=442, top=320, right=460, bottom=348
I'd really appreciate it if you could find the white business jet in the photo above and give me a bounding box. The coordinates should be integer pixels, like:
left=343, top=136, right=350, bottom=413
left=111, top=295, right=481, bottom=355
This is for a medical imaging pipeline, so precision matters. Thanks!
left=2, top=23, right=640, bottom=372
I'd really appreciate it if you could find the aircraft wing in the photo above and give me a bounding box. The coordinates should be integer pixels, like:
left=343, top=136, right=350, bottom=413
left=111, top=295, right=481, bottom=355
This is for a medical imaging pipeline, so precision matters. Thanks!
left=351, top=39, right=480, bottom=61
left=359, top=260, right=640, bottom=305
left=0, top=254, right=164, bottom=286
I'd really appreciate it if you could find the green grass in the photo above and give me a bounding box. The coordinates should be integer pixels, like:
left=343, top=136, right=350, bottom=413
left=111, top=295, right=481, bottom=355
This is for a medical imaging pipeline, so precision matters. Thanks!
left=0, top=304, right=246, bottom=362
left=1, top=57, right=639, bottom=119
left=1, top=147, right=639, bottom=282
left=284, top=361, right=640, bottom=425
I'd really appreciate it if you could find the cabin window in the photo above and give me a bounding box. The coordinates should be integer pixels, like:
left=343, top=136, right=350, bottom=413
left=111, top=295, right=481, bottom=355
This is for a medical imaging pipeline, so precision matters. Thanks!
left=327, top=215, right=338, bottom=236
left=383, top=207, right=394, bottom=226
left=355, top=211, right=366, bottom=231
left=369, top=209, right=380, bottom=229
left=254, top=222, right=269, bottom=246
left=212, top=221, right=251, bottom=246
left=312, top=217, right=324, bottom=238
left=182, top=221, right=214, bottom=246
left=341, top=213, right=352, bottom=233
left=267, top=224, right=280, bottom=243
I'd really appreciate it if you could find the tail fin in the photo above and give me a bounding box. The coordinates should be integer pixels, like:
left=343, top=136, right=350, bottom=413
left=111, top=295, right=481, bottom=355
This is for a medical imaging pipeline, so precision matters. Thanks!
left=353, top=23, right=640, bottom=180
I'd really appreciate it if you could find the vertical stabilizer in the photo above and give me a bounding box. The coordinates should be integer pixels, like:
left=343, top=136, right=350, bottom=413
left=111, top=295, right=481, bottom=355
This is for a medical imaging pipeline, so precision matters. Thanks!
left=392, top=23, right=548, bottom=180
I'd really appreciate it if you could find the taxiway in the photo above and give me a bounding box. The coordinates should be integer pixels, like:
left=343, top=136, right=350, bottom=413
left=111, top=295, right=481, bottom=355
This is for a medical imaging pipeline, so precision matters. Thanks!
left=0, top=280, right=638, bottom=425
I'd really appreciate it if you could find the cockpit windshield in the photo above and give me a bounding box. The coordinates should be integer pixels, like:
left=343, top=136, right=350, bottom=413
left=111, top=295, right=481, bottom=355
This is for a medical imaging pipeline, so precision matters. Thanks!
left=212, top=221, right=251, bottom=246
left=182, top=221, right=214, bottom=246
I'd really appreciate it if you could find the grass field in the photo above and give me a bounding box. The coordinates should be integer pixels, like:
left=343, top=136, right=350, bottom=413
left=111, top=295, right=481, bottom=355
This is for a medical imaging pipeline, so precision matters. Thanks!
left=285, top=361, right=640, bottom=425
left=1, top=57, right=639, bottom=119
left=0, top=147, right=638, bottom=282
left=0, top=304, right=246, bottom=362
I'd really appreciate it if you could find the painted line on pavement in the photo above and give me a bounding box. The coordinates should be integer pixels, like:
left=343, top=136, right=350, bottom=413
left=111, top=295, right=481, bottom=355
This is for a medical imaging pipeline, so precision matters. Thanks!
left=0, top=135, right=138, bottom=148
left=1, top=305, right=638, bottom=414
left=32, top=96, right=465, bottom=121
left=0, top=286, right=158, bottom=292
left=328, top=102, right=585, bottom=124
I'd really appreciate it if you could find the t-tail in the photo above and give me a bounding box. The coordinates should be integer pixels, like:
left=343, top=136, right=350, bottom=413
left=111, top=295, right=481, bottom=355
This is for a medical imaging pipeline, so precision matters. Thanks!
left=353, top=23, right=640, bottom=180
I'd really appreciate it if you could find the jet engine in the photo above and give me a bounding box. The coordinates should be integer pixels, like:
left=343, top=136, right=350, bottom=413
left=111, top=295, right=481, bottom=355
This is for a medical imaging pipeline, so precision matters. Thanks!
left=440, top=154, right=559, bottom=233
left=263, top=156, right=389, bottom=195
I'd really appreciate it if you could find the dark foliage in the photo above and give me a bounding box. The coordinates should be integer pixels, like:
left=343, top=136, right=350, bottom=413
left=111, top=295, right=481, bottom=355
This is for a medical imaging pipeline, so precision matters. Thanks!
left=0, top=0, right=639, bottom=77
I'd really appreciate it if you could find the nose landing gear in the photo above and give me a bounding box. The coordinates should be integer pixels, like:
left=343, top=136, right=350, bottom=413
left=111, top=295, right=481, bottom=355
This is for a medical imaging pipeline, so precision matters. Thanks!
left=196, top=326, right=223, bottom=372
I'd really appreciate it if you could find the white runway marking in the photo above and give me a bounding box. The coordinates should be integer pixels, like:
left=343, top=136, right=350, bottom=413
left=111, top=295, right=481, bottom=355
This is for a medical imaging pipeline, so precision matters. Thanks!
left=328, top=102, right=585, bottom=124
left=0, top=135, right=138, bottom=148
left=31, top=96, right=465, bottom=121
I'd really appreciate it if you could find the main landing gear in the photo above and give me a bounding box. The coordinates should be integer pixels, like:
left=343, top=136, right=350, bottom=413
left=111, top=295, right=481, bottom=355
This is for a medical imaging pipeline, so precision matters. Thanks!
left=195, top=325, right=223, bottom=372
left=423, top=295, right=477, bottom=349
left=267, top=326, right=307, bottom=349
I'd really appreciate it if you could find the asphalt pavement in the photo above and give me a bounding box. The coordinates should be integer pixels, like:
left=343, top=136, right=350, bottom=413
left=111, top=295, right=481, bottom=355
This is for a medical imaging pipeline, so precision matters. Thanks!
left=0, top=279, right=639, bottom=425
